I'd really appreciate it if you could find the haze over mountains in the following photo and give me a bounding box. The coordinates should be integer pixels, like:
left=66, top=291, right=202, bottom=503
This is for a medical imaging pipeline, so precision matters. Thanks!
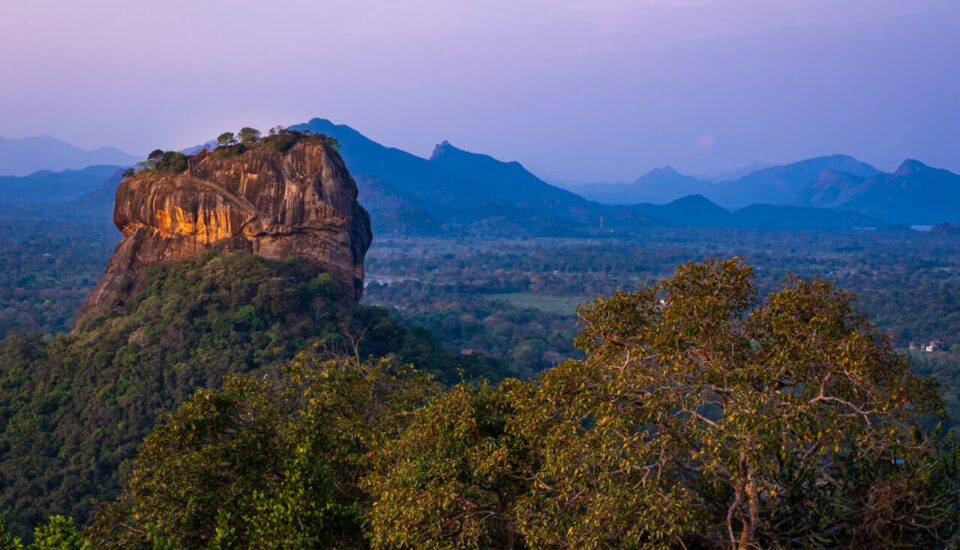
left=0, top=136, right=137, bottom=177
left=295, top=119, right=960, bottom=232
left=0, top=165, right=124, bottom=202
left=291, top=118, right=620, bottom=236
left=3, top=118, right=960, bottom=233
left=785, top=160, right=960, bottom=225
left=575, top=155, right=883, bottom=207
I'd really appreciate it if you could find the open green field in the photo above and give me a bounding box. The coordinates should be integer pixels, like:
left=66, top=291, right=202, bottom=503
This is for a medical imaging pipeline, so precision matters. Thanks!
left=488, top=292, right=587, bottom=316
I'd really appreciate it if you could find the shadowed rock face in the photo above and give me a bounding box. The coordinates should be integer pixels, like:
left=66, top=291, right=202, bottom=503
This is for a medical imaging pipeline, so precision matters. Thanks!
left=80, top=142, right=372, bottom=319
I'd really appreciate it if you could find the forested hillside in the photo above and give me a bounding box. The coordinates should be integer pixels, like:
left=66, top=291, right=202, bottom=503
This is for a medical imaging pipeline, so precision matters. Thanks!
left=0, top=252, right=508, bottom=540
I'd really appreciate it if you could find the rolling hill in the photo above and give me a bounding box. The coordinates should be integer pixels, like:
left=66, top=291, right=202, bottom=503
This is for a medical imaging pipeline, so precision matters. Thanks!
left=0, top=136, right=137, bottom=177
left=627, top=194, right=881, bottom=230
left=0, top=165, right=124, bottom=202
left=575, top=166, right=713, bottom=204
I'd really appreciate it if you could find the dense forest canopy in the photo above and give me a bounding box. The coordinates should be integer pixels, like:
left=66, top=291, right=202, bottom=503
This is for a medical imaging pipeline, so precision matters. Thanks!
left=2, top=204, right=960, bottom=546
left=0, top=251, right=508, bottom=541
left=2, top=258, right=958, bottom=548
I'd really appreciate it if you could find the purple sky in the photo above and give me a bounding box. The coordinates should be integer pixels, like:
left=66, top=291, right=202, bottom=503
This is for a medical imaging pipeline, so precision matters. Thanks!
left=1, top=0, right=958, bottom=181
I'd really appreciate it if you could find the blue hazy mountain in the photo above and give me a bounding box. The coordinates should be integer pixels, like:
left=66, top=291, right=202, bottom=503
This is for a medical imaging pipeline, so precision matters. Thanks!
left=293, top=119, right=589, bottom=212
left=350, top=174, right=451, bottom=236
left=707, top=154, right=881, bottom=207
left=627, top=194, right=733, bottom=226
left=0, top=136, right=138, bottom=177
left=698, top=162, right=771, bottom=183
left=627, top=194, right=881, bottom=230
left=575, top=167, right=713, bottom=204
left=0, top=167, right=124, bottom=232
left=787, top=160, right=960, bottom=225
left=291, top=118, right=636, bottom=235
left=290, top=118, right=894, bottom=233
left=727, top=204, right=882, bottom=230
left=0, top=165, right=125, bottom=202
left=577, top=155, right=881, bottom=208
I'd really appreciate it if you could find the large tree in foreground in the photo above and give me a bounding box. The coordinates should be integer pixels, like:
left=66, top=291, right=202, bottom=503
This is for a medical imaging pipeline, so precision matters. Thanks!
left=88, top=355, right=437, bottom=549
left=368, top=258, right=960, bottom=549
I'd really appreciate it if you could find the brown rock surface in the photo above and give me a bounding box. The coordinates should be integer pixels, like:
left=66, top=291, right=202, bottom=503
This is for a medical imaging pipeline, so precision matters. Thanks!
left=80, top=142, right=372, bottom=318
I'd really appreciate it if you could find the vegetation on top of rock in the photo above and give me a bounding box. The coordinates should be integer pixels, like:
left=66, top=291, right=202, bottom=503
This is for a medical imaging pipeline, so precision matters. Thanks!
left=123, top=126, right=342, bottom=179
left=134, top=149, right=188, bottom=174
left=238, top=126, right=261, bottom=144
left=213, top=126, right=341, bottom=158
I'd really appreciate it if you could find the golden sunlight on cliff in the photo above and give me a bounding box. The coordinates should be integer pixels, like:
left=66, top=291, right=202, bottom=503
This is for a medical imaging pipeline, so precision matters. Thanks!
left=82, top=141, right=372, bottom=317
left=154, top=206, right=234, bottom=244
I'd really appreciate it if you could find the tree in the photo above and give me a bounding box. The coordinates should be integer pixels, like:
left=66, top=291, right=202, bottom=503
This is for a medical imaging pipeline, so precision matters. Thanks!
left=88, top=354, right=437, bottom=548
left=216, top=132, right=237, bottom=147
left=238, top=127, right=261, bottom=144
left=158, top=150, right=187, bottom=173
left=322, top=135, right=341, bottom=149
left=364, top=381, right=528, bottom=549
left=147, top=149, right=164, bottom=162
left=120, top=168, right=135, bottom=179
left=28, top=516, right=89, bottom=550
left=0, top=517, right=22, bottom=550
left=509, top=258, right=956, bottom=548
left=366, top=258, right=960, bottom=549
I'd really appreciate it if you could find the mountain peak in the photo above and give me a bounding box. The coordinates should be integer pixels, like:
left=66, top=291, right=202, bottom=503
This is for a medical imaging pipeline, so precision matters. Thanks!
left=894, top=159, right=930, bottom=177
left=429, top=140, right=458, bottom=161
left=650, top=166, right=680, bottom=176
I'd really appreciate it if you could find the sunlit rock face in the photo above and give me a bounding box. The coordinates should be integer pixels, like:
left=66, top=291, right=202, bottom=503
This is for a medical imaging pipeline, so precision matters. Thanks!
left=80, top=142, right=372, bottom=318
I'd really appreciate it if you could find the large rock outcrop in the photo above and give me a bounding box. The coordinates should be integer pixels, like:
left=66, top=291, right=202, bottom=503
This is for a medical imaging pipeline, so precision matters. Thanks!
left=80, top=142, right=372, bottom=318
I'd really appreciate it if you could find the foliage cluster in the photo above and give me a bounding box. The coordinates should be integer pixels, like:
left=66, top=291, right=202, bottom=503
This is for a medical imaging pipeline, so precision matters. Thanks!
left=362, top=260, right=960, bottom=548
left=0, top=251, right=508, bottom=541
left=0, top=514, right=89, bottom=550
left=88, top=355, right=438, bottom=549
left=20, top=259, right=959, bottom=549
left=213, top=126, right=341, bottom=158
left=367, top=282, right=579, bottom=375
left=0, top=219, right=116, bottom=338
left=132, top=150, right=188, bottom=175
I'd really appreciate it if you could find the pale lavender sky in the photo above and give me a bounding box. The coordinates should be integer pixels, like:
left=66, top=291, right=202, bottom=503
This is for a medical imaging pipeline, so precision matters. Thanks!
left=1, top=0, right=958, bottom=181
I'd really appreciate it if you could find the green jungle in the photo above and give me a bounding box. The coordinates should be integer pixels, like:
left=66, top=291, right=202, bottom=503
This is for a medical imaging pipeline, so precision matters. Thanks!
left=2, top=208, right=960, bottom=548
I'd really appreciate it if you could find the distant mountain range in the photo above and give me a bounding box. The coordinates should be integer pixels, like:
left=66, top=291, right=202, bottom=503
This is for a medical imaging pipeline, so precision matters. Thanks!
left=574, top=153, right=960, bottom=226
left=0, top=167, right=124, bottom=229
left=575, top=155, right=882, bottom=207
left=5, top=119, right=960, bottom=234
left=618, top=194, right=883, bottom=231
left=293, top=119, right=907, bottom=234
left=291, top=118, right=650, bottom=236
left=0, top=165, right=125, bottom=202
left=577, top=167, right=708, bottom=205
left=785, top=160, right=960, bottom=225
left=0, top=136, right=138, bottom=177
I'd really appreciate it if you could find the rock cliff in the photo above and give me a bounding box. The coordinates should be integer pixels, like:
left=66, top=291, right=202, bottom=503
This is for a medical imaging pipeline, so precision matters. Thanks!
left=80, top=141, right=372, bottom=318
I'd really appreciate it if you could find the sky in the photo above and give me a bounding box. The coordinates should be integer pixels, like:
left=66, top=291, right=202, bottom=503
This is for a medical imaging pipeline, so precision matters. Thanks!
left=1, top=0, right=958, bottom=182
